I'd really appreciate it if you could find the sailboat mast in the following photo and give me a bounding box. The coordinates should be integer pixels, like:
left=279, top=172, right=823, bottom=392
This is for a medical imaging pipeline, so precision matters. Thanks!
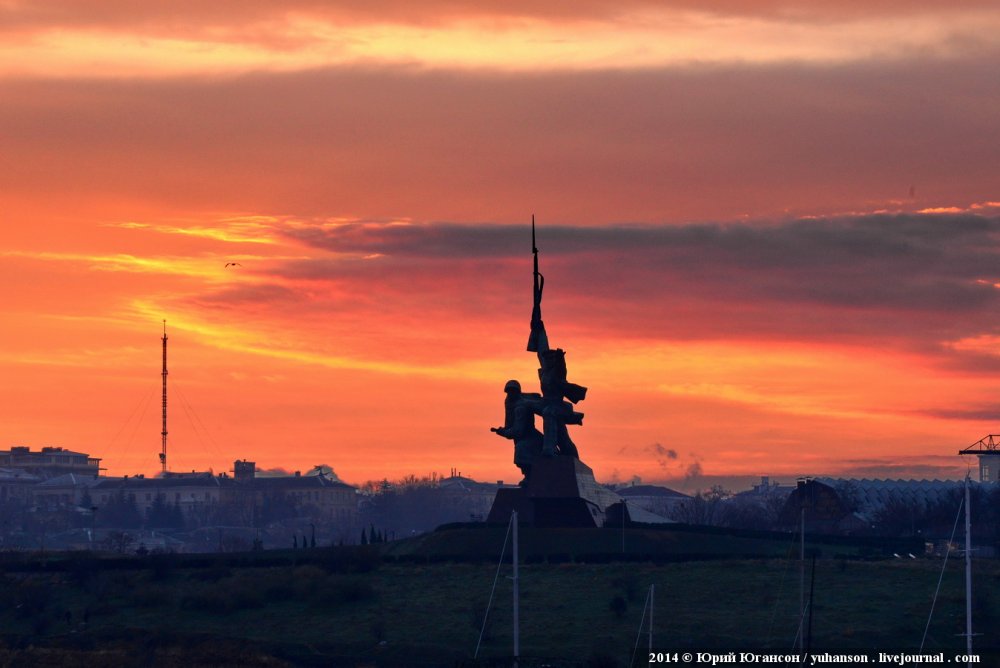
left=965, top=474, right=972, bottom=657
left=512, top=510, right=519, bottom=664
left=160, top=320, right=168, bottom=473
left=649, top=584, right=654, bottom=652
left=800, top=505, right=805, bottom=642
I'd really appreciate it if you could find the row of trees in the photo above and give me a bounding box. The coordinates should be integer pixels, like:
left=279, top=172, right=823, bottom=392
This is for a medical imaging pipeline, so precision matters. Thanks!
left=2, top=489, right=346, bottom=537
left=95, top=491, right=185, bottom=529
left=658, top=485, right=787, bottom=531
left=360, top=524, right=389, bottom=544
left=864, top=484, right=1000, bottom=541
left=358, top=474, right=485, bottom=537
left=666, top=482, right=1000, bottom=541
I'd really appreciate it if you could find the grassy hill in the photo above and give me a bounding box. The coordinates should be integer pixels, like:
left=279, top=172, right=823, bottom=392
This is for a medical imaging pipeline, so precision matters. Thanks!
left=382, top=523, right=923, bottom=562
left=0, top=534, right=993, bottom=666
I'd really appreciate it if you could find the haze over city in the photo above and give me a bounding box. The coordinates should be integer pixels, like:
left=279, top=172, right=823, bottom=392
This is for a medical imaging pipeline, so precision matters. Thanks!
left=2, top=1, right=1000, bottom=490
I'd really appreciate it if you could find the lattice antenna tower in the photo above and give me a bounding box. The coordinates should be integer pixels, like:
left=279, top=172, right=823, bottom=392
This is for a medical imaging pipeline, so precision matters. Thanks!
left=160, top=320, right=168, bottom=473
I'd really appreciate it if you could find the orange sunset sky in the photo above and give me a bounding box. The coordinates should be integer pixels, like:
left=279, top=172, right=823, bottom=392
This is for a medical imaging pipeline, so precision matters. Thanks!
left=2, top=1, right=1000, bottom=491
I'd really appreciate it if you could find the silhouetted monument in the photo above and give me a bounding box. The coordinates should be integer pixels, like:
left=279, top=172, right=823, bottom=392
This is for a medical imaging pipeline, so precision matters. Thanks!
left=488, top=219, right=620, bottom=527
left=490, top=379, right=543, bottom=479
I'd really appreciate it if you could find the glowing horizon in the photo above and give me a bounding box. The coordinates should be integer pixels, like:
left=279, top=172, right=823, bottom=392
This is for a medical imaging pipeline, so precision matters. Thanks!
left=2, top=1, right=999, bottom=491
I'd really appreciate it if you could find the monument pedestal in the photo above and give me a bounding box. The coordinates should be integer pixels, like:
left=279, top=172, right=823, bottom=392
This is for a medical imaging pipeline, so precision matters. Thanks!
left=486, top=456, right=620, bottom=527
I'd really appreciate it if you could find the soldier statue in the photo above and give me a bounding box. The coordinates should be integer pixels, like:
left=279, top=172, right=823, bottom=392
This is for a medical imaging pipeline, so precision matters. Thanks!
left=490, top=380, right=543, bottom=482
left=493, top=218, right=587, bottom=480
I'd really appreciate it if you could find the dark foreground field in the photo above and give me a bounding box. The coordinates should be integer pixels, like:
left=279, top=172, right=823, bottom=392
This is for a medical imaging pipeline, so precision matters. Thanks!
left=0, top=534, right=995, bottom=667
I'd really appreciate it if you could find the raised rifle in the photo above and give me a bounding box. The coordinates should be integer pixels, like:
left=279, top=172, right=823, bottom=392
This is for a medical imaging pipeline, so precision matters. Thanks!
left=526, top=215, right=547, bottom=352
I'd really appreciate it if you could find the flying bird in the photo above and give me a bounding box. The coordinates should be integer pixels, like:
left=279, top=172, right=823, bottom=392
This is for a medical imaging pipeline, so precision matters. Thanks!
left=224, top=262, right=242, bottom=268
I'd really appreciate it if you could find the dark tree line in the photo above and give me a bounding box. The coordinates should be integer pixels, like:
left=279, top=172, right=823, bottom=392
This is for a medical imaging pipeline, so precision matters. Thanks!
left=659, top=482, right=1000, bottom=542
left=358, top=474, right=477, bottom=537
left=871, top=485, right=1000, bottom=541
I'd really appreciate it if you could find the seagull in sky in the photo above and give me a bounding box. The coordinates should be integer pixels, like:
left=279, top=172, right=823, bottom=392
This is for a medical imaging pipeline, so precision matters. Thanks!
left=224, top=262, right=242, bottom=268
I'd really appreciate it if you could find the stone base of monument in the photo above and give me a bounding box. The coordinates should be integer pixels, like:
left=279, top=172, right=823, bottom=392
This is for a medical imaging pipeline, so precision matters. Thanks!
left=486, top=456, right=621, bottom=528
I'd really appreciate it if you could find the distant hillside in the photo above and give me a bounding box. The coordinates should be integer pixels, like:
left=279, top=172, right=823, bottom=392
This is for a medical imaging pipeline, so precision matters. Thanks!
left=381, top=523, right=924, bottom=562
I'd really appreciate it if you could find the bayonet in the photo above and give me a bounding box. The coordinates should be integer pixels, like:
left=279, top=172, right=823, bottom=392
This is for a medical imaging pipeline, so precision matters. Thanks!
left=532, top=214, right=537, bottom=254
left=527, top=215, right=547, bottom=352
left=532, top=214, right=543, bottom=308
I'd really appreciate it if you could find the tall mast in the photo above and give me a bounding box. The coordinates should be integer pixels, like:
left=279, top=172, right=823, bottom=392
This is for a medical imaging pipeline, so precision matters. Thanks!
left=965, top=473, right=972, bottom=658
left=160, top=320, right=168, bottom=473
left=649, top=584, right=654, bottom=653
left=512, top=510, right=520, bottom=665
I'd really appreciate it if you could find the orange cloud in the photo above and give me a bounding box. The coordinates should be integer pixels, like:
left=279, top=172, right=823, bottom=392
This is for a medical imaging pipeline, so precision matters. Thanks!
left=1, top=3, right=998, bottom=77
left=107, top=218, right=284, bottom=245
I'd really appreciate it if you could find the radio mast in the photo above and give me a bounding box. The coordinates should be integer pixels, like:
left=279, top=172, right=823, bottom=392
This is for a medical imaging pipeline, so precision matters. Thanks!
left=160, top=320, right=168, bottom=474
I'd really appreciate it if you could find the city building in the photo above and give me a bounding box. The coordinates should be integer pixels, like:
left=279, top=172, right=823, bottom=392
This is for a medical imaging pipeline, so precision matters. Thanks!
left=92, top=473, right=225, bottom=518
left=33, top=473, right=103, bottom=511
left=0, top=467, right=41, bottom=504
left=233, top=460, right=357, bottom=523
left=0, top=446, right=101, bottom=479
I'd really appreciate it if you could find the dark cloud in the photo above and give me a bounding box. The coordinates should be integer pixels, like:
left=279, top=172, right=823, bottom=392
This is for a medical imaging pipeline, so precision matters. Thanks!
left=683, top=461, right=704, bottom=484
left=652, top=443, right=678, bottom=459
left=281, top=213, right=1000, bottom=290
left=833, top=457, right=968, bottom=480
left=190, top=283, right=299, bottom=308
left=282, top=222, right=526, bottom=259
left=645, top=442, right=679, bottom=468
left=306, top=464, right=341, bottom=481
left=605, top=470, right=645, bottom=485
left=915, top=407, right=1000, bottom=422
left=271, top=213, right=1000, bottom=353
left=168, top=210, right=1000, bottom=379
left=255, top=466, right=295, bottom=476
